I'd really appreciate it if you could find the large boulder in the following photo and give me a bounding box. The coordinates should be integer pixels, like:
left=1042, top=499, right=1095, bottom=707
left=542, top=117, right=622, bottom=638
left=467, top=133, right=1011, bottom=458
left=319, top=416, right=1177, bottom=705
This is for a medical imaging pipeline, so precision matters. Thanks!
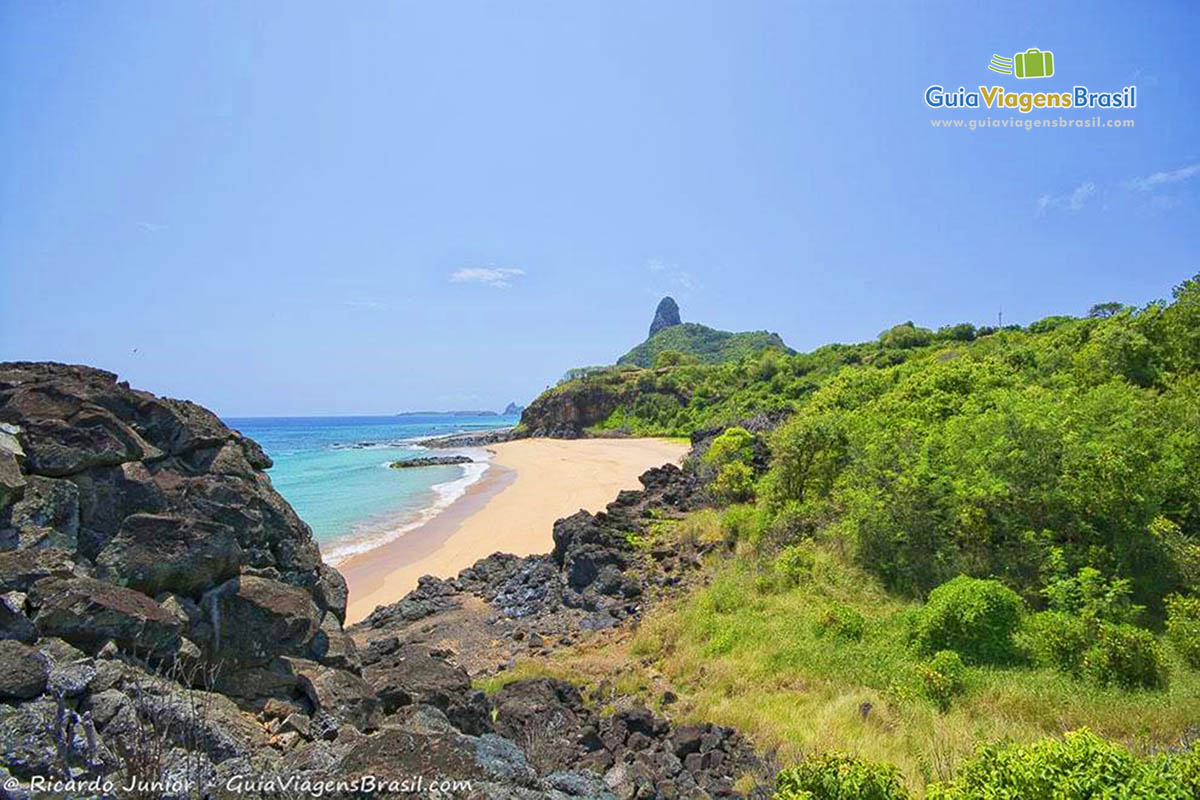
left=96, top=513, right=241, bottom=596
left=363, top=644, right=490, bottom=735
left=0, top=639, right=48, bottom=699
left=202, top=575, right=322, bottom=667
left=289, top=659, right=381, bottom=733
left=29, top=575, right=182, bottom=654
left=6, top=475, right=79, bottom=551
left=0, top=362, right=326, bottom=590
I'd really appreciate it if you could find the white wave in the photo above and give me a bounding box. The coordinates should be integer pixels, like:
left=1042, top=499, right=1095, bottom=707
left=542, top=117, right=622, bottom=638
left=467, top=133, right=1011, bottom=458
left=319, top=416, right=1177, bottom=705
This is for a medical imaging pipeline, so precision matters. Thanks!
left=319, top=448, right=492, bottom=565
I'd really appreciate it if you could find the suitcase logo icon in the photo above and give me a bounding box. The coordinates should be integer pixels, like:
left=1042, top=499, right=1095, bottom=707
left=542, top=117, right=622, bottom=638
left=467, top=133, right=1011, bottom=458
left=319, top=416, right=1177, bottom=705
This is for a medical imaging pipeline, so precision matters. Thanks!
left=988, top=48, right=1055, bottom=79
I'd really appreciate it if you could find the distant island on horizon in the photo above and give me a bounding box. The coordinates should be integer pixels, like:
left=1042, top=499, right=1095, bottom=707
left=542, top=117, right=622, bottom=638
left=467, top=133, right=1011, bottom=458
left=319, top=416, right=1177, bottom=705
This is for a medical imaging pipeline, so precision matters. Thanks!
left=395, top=403, right=524, bottom=418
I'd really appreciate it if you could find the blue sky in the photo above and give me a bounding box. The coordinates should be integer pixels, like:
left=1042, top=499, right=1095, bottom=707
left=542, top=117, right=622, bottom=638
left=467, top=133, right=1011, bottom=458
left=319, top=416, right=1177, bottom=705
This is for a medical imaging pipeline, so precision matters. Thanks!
left=2, top=1, right=1197, bottom=416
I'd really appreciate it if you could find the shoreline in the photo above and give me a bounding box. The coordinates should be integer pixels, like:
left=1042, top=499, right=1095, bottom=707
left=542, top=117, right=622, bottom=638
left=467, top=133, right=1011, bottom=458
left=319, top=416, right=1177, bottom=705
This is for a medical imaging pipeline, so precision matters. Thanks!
left=338, top=437, right=690, bottom=624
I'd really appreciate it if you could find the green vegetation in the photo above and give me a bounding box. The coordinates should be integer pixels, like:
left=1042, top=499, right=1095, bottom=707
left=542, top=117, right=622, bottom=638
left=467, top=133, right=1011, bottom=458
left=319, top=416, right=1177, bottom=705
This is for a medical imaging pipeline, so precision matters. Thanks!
left=575, top=275, right=1200, bottom=795
left=910, top=577, right=1023, bottom=665
left=770, top=729, right=1200, bottom=799
left=774, top=752, right=908, bottom=800
left=926, top=729, right=1200, bottom=799
left=618, top=322, right=791, bottom=368
left=1167, top=594, right=1200, bottom=668
left=916, top=650, right=967, bottom=711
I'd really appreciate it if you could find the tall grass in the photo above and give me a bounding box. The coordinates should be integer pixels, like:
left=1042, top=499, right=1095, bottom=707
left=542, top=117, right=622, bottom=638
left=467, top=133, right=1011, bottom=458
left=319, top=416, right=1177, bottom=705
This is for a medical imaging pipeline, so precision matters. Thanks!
left=631, top=545, right=1200, bottom=794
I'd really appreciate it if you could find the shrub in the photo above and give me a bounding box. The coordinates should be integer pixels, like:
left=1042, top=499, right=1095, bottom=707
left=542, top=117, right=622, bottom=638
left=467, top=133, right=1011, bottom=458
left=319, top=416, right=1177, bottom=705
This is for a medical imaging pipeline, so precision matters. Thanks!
left=1043, top=565, right=1141, bottom=625
left=917, top=650, right=967, bottom=711
left=705, top=426, right=756, bottom=468
left=1082, top=622, right=1168, bottom=690
left=1016, top=611, right=1090, bottom=676
left=813, top=602, right=865, bottom=642
left=654, top=349, right=699, bottom=368
left=713, top=461, right=755, bottom=503
left=912, top=576, right=1023, bottom=664
left=766, top=413, right=848, bottom=506
left=774, top=542, right=817, bottom=588
left=1166, top=593, right=1200, bottom=669
left=720, top=503, right=761, bottom=543
left=926, top=728, right=1199, bottom=799
left=756, top=501, right=815, bottom=549
left=774, top=752, right=910, bottom=800
left=878, top=322, right=933, bottom=349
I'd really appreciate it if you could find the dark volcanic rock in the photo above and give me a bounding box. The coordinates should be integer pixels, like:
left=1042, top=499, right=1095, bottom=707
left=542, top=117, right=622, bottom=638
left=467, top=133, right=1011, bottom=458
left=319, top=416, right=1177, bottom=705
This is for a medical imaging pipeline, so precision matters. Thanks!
left=390, top=455, right=474, bottom=468
left=0, top=639, right=48, bottom=699
left=203, top=575, right=323, bottom=667
left=0, top=597, right=36, bottom=643
left=648, top=296, right=682, bottom=337
left=96, top=512, right=241, bottom=595
left=363, top=644, right=490, bottom=735
left=29, top=575, right=182, bottom=654
left=0, top=361, right=361, bottom=678
left=362, top=574, right=460, bottom=627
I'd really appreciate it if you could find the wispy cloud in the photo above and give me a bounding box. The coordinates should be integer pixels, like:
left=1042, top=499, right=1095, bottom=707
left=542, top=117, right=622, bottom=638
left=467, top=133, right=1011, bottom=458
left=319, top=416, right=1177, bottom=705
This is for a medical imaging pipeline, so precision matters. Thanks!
left=1036, top=181, right=1096, bottom=215
left=136, top=221, right=166, bottom=233
left=645, top=258, right=696, bottom=293
left=1127, top=163, right=1200, bottom=192
left=342, top=299, right=385, bottom=309
left=449, top=267, right=526, bottom=288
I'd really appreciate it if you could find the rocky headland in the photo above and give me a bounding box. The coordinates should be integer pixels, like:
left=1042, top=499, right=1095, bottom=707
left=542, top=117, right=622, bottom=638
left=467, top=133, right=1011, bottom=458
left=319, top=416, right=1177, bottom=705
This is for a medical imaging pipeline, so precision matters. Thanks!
left=0, top=362, right=775, bottom=799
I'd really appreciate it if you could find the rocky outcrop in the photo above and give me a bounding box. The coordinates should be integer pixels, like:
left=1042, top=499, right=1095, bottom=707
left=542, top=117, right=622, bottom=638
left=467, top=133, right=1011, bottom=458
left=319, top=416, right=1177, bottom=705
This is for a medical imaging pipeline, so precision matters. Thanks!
left=503, top=402, right=524, bottom=416
left=390, top=455, right=474, bottom=469
left=492, top=679, right=768, bottom=798
left=362, top=642, right=491, bottom=735
left=418, top=428, right=520, bottom=449
left=649, top=296, right=682, bottom=338
left=0, top=362, right=371, bottom=789
left=519, top=381, right=648, bottom=439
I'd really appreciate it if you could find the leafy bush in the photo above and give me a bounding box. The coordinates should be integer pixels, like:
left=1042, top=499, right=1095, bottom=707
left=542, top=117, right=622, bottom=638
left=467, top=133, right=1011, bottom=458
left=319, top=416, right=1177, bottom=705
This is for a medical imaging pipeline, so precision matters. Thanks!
left=879, top=321, right=933, bottom=349
left=1016, top=611, right=1090, bottom=676
left=1042, top=565, right=1142, bottom=625
left=720, top=504, right=761, bottom=543
left=774, top=752, right=910, bottom=800
left=773, top=542, right=816, bottom=588
left=926, top=728, right=1199, bottom=799
left=713, top=461, right=755, bottom=503
left=1082, top=622, right=1168, bottom=690
left=916, top=649, right=967, bottom=711
left=912, top=576, right=1023, bottom=664
left=1166, top=593, right=1200, bottom=669
left=936, top=322, right=976, bottom=342
left=705, top=426, right=756, bottom=467
left=765, top=413, right=848, bottom=507
left=813, top=602, right=865, bottom=642
left=653, top=349, right=700, bottom=367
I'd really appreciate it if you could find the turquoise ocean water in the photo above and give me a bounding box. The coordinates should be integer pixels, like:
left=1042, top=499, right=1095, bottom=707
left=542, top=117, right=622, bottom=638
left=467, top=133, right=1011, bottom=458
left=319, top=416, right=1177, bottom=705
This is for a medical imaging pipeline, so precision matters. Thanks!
left=223, top=414, right=517, bottom=563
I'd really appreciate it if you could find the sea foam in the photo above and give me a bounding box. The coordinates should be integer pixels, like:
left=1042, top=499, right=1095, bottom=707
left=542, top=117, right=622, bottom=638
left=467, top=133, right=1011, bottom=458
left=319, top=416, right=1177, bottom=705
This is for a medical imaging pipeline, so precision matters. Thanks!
left=319, top=447, right=491, bottom=565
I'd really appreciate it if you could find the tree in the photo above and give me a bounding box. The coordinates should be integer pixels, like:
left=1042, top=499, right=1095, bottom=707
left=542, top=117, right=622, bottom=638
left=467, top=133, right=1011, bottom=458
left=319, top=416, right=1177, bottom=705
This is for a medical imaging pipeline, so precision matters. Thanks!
left=654, top=349, right=699, bottom=368
left=1088, top=301, right=1124, bottom=319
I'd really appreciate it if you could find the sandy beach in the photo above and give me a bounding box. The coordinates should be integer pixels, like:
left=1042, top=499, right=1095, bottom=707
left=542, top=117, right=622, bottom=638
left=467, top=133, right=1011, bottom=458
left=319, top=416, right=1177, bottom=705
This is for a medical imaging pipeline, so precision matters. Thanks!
left=339, top=437, right=690, bottom=623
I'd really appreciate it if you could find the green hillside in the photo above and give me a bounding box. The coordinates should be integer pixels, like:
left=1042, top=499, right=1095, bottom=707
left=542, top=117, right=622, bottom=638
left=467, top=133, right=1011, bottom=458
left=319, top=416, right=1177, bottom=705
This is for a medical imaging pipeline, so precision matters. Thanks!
left=515, top=274, right=1200, bottom=796
left=617, top=322, right=791, bottom=368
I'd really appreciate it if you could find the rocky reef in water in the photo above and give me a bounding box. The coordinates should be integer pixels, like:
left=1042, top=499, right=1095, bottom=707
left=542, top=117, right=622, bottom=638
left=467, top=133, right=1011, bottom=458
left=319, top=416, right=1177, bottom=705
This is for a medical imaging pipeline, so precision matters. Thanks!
left=389, top=455, right=474, bottom=469
left=0, top=361, right=774, bottom=798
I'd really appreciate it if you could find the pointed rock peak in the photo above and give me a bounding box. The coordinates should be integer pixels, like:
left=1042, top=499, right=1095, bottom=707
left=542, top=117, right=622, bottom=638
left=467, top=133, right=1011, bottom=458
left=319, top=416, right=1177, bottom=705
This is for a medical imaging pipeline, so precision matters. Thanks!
left=649, top=296, right=682, bottom=337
